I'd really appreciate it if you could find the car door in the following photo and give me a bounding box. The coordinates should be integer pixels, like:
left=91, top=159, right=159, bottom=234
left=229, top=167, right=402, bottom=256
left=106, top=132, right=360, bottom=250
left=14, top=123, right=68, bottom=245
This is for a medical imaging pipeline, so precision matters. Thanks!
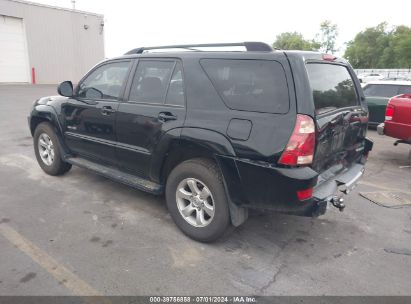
left=115, top=59, right=186, bottom=177
left=62, top=60, right=132, bottom=165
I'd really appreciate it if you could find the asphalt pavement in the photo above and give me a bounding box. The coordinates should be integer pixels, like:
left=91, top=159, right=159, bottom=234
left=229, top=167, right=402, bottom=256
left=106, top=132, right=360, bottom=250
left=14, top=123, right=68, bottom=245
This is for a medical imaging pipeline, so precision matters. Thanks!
left=0, top=84, right=410, bottom=296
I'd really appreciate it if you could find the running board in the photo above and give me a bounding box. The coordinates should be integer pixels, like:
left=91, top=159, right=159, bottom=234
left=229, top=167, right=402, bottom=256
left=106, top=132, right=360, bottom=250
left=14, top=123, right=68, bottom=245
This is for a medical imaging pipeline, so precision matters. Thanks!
left=65, top=156, right=163, bottom=195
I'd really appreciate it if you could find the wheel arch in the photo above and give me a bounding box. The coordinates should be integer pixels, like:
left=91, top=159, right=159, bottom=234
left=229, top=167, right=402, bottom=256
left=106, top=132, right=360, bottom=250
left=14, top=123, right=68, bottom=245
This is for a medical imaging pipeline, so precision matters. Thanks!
left=151, top=127, right=235, bottom=184
left=30, top=105, right=70, bottom=156
left=153, top=128, right=249, bottom=227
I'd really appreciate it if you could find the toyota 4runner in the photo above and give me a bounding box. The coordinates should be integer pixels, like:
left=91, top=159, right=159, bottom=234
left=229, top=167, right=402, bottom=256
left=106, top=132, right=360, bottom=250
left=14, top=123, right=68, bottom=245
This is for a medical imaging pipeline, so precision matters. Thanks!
left=28, top=42, right=373, bottom=242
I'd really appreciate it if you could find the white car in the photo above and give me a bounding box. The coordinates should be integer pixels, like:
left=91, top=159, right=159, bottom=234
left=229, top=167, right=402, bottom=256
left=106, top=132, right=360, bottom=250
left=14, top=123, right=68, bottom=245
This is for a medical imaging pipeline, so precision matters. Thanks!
left=357, top=73, right=384, bottom=84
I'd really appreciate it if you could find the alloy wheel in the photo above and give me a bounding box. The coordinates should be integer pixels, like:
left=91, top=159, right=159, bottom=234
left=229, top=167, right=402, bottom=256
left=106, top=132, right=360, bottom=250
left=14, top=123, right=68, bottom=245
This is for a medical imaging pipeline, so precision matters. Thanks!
left=38, top=133, right=55, bottom=166
left=176, top=178, right=215, bottom=227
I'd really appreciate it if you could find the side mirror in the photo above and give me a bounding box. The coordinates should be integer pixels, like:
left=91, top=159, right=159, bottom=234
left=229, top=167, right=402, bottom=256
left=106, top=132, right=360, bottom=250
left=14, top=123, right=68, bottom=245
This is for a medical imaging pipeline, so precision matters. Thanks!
left=58, top=81, right=74, bottom=97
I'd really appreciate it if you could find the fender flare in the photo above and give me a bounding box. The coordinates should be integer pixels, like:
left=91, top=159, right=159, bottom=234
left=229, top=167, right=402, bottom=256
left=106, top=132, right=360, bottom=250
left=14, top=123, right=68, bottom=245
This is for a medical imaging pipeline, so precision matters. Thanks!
left=29, top=105, right=70, bottom=156
left=151, top=127, right=248, bottom=226
left=150, top=127, right=237, bottom=182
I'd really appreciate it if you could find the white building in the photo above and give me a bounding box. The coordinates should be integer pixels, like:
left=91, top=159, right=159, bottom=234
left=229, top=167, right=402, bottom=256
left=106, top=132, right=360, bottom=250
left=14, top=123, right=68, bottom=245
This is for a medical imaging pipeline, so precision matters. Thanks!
left=0, top=0, right=105, bottom=83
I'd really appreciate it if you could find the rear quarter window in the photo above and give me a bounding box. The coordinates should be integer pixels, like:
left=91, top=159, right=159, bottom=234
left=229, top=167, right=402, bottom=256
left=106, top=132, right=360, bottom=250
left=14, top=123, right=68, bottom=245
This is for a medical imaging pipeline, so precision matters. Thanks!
left=306, top=63, right=358, bottom=115
left=200, top=59, right=289, bottom=113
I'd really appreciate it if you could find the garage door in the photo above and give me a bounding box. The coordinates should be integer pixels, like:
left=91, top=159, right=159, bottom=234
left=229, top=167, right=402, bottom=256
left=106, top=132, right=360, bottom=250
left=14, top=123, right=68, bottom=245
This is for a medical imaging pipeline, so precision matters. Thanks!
left=0, top=15, right=30, bottom=83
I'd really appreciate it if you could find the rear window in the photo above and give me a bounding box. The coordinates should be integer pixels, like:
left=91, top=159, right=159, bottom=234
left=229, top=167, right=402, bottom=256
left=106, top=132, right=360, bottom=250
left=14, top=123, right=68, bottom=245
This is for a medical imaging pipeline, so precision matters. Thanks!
left=363, top=84, right=411, bottom=97
left=306, top=63, right=358, bottom=115
left=398, top=85, right=411, bottom=94
left=363, top=84, right=399, bottom=98
left=200, top=59, right=289, bottom=113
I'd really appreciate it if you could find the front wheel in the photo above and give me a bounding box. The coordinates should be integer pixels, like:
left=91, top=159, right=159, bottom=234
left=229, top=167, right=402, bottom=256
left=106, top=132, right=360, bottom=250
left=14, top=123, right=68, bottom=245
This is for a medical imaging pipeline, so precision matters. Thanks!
left=165, top=158, right=231, bottom=242
left=33, top=122, right=72, bottom=176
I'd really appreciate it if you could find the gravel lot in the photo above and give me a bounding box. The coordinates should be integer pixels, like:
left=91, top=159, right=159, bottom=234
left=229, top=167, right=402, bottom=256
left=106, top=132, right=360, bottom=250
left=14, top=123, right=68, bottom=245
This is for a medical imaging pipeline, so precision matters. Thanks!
left=0, top=84, right=410, bottom=296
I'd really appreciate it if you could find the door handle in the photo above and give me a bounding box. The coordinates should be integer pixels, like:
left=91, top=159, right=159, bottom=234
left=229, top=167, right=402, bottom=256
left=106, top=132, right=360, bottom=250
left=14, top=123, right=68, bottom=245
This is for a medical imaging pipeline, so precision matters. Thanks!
left=101, top=106, right=116, bottom=115
left=158, top=112, right=177, bottom=122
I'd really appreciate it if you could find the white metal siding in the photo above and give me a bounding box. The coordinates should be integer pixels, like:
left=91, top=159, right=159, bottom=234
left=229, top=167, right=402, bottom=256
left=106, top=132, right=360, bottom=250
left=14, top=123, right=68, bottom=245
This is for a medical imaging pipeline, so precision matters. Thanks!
left=0, top=14, right=30, bottom=82
left=0, top=0, right=105, bottom=84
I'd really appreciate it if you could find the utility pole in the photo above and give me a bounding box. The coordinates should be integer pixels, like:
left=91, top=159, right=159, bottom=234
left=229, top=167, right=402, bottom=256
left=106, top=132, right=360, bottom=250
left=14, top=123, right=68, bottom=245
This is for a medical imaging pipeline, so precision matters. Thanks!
left=71, top=0, right=76, bottom=9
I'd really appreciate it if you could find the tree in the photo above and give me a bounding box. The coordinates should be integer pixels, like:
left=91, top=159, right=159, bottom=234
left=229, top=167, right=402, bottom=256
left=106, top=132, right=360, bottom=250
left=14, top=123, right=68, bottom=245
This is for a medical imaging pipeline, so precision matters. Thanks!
left=317, top=20, right=338, bottom=54
left=344, top=23, right=391, bottom=68
left=273, top=32, right=320, bottom=51
left=390, top=26, right=411, bottom=68
left=344, top=23, right=411, bottom=68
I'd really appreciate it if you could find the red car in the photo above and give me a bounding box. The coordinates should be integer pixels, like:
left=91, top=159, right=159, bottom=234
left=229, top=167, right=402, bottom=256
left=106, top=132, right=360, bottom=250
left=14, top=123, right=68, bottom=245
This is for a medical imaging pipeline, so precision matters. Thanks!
left=377, top=94, right=411, bottom=145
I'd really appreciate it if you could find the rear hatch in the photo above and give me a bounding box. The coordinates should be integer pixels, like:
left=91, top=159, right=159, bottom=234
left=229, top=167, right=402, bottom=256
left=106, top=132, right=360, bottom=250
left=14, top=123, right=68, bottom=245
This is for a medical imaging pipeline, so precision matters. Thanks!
left=305, top=62, right=368, bottom=175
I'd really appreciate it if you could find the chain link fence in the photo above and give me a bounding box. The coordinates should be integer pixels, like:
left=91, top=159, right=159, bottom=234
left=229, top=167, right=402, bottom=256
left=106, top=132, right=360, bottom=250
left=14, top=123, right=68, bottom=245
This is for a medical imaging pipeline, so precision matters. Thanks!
left=354, top=69, right=411, bottom=80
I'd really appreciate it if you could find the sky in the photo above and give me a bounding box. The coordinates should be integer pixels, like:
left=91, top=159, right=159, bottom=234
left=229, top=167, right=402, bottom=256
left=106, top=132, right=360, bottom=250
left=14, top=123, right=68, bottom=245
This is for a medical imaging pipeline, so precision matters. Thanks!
left=31, top=0, right=411, bottom=58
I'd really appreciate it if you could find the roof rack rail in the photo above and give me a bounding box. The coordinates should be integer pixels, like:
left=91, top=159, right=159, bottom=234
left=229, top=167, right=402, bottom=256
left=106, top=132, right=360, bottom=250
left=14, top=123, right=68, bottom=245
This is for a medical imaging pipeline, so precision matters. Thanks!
left=124, top=42, right=273, bottom=55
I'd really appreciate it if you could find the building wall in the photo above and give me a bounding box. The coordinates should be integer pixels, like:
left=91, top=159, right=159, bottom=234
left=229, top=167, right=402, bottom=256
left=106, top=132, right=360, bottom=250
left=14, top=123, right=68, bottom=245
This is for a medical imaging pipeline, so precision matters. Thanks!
left=0, top=0, right=105, bottom=83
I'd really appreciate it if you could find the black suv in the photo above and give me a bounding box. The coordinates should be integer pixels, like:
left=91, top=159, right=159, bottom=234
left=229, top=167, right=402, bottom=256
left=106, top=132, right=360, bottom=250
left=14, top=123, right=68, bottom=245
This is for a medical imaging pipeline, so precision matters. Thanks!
left=28, top=42, right=372, bottom=242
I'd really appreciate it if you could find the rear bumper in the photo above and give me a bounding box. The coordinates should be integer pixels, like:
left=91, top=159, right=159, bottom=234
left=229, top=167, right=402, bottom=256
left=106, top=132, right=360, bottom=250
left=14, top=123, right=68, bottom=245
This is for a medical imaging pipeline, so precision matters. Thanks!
left=217, top=139, right=372, bottom=217
left=377, top=123, right=385, bottom=135
left=311, top=163, right=365, bottom=215
left=368, top=121, right=380, bottom=128
left=216, top=155, right=318, bottom=215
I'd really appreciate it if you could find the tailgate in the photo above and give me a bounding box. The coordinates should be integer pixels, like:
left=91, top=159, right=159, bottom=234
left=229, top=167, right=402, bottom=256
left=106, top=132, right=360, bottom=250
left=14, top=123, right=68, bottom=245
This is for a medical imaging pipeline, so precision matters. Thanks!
left=305, top=63, right=369, bottom=174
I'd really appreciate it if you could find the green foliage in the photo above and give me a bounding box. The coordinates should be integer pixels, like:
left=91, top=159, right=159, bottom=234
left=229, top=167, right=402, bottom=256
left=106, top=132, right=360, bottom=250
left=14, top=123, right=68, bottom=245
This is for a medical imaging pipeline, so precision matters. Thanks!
left=318, top=20, right=338, bottom=54
left=344, top=23, right=411, bottom=68
left=391, top=26, right=411, bottom=68
left=272, top=21, right=411, bottom=68
left=272, top=21, right=337, bottom=53
left=273, top=32, right=320, bottom=51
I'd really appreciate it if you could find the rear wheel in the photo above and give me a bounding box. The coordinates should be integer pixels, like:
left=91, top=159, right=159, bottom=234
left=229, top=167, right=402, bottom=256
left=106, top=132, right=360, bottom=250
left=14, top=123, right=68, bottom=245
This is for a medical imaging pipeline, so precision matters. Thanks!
left=166, top=158, right=231, bottom=242
left=34, top=122, right=72, bottom=176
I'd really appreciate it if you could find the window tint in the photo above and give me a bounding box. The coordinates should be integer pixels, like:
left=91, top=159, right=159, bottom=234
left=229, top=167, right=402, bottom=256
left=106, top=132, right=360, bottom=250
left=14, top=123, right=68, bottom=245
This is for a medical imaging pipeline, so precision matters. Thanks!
left=306, top=63, right=358, bottom=114
left=77, top=61, right=131, bottom=100
left=129, top=60, right=175, bottom=103
left=363, top=84, right=399, bottom=98
left=165, top=61, right=185, bottom=106
left=398, top=85, right=411, bottom=95
left=200, top=59, right=289, bottom=113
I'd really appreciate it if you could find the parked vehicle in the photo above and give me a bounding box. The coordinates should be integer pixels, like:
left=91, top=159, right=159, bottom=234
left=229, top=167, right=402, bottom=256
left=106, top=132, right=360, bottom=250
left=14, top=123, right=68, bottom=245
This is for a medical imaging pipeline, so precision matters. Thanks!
left=357, top=73, right=384, bottom=84
left=28, top=42, right=372, bottom=242
left=377, top=94, right=411, bottom=145
left=363, top=81, right=411, bottom=126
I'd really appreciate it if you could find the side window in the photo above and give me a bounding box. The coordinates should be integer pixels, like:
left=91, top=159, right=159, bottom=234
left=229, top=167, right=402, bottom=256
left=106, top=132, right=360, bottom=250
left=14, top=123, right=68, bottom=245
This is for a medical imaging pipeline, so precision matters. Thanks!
left=77, top=61, right=131, bottom=100
left=200, top=59, right=289, bottom=113
left=129, top=60, right=175, bottom=103
left=165, top=61, right=185, bottom=106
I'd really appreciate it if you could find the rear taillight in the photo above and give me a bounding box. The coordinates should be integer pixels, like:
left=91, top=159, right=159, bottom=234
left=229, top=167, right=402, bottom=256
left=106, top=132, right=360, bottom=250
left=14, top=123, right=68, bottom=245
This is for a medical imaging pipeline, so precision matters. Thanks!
left=278, top=114, right=316, bottom=166
left=385, top=104, right=394, bottom=121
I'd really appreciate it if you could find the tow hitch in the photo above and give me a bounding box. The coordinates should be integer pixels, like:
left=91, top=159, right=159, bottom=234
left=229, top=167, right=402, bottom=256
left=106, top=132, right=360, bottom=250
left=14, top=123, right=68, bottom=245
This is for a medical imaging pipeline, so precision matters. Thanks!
left=330, top=196, right=345, bottom=212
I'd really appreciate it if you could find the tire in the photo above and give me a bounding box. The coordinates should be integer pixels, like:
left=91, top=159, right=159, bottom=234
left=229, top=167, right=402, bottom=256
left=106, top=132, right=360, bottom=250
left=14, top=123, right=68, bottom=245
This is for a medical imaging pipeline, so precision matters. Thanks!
left=33, top=122, right=72, bottom=176
left=165, top=158, right=231, bottom=242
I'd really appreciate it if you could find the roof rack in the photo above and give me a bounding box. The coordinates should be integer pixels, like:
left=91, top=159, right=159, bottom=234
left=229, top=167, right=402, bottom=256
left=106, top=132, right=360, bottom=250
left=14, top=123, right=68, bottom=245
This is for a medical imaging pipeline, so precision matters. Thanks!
left=124, top=42, right=273, bottom=55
